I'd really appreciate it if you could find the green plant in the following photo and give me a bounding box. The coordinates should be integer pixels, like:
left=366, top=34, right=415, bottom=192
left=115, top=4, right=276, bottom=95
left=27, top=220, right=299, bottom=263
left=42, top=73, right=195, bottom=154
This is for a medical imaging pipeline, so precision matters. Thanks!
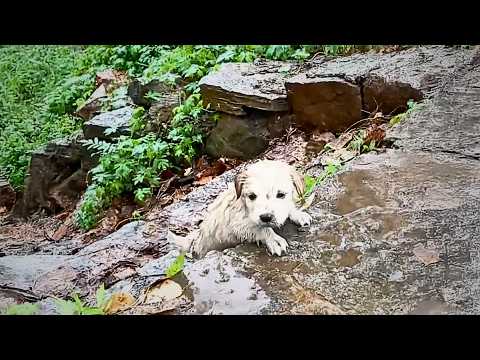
left=54, top=285, right=109, bottom=315
left=347, top=130, right=378, bottom=154
left=389, top=99, right=418, bottom=127
left=0, top=46, right=87, bottom=188
left=165, top=252, right=186, bottom=278
left=318, top=161, right=343, bottom=183
left=299, top=161, right=343, bottom=206
left=129, top=107, right=147, bottom=135
left=76, top=133, right=171, bottom=229
left=303, top=174, right=318, bottom=199
left=2, top=303, right=40, bottom=315
left=348, top=130, right=366, bottom=153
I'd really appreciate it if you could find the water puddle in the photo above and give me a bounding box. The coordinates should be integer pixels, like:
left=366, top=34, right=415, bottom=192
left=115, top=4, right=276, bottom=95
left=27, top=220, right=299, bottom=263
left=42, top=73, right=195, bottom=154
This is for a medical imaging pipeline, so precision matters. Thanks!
left=183, top=252, right=269, bottom=315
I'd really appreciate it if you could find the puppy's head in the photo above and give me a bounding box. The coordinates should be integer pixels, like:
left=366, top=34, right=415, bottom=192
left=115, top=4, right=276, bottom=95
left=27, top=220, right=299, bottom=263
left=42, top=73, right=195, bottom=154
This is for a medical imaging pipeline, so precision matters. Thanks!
left=234, top=160, right=305, bottom=228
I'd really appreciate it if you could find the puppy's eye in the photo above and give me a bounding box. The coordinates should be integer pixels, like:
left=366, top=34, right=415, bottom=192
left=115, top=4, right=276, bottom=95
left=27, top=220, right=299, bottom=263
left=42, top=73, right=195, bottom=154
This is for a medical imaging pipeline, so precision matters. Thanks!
left=248, top=193, right=257, bottom=201
left=276, top=192, right=286, bottom=199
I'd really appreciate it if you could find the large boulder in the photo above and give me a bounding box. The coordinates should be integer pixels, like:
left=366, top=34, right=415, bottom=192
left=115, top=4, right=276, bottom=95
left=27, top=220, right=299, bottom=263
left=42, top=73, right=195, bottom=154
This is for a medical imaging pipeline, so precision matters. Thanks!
left=12, top=132, right=93, bottom=217
left=205, top=111, right=292, bottom=159
left=286, top=46, right=472, bottom=130
left=199, top=47, right=472, bottom=154
left=199, top=61, right=295, bottom=115
left=285, top=76, right=362, bottom=132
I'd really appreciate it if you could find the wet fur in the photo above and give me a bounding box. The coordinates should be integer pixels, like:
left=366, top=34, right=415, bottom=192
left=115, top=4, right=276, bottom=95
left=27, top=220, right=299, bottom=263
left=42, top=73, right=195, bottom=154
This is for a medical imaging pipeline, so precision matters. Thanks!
left=191, top=160, right=312, bottom=258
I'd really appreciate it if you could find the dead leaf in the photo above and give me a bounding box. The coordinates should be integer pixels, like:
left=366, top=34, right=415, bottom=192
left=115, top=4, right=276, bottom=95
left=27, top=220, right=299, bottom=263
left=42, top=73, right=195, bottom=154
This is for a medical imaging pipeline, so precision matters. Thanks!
left=413, top=245, right=441, bottom=265
left=286, top=275, right=345, bottom=315
left=104, top=292, right=136, bottom=314
left=54, top=211, right=70, bottom=221
left=157, top=194, right=174, bottom=207
left=195, top=159, right=228, bottom=180
left=145, top=279, right=183, bottom=304
left=365, top=123, right=386, bottom=145
left=160, top=169, right=176, bottom=180
left=52, top=224, right=69, bottom=241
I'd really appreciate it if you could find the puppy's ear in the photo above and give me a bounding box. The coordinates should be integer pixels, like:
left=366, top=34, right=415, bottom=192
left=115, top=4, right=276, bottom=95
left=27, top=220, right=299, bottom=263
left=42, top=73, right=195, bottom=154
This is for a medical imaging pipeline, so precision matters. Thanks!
left=234, top=172, right=247, bottom=199
left=290, top=167, right=305, bottom=201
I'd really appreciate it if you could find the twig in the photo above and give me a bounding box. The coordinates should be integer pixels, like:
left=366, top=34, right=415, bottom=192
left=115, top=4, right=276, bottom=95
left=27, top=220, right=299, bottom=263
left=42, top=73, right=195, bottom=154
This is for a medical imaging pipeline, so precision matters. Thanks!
left=285, top=126, right=297, bottom=144
left=114, top=217, right=134, bottom=231
left=342, top=118, right=372, bottom=134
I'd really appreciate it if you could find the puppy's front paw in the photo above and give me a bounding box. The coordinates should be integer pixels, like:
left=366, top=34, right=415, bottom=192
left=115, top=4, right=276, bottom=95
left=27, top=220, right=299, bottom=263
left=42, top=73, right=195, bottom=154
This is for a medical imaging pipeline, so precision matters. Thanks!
left=290, top=210, right=312, bottom=227
left=265, top=235, right=288, bottom=256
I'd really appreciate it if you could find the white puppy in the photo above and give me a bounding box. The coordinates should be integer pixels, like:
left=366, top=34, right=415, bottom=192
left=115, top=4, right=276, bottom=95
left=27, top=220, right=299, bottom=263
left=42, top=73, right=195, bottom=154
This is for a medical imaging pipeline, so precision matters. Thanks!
left=189, top=160, right=312, bottom=258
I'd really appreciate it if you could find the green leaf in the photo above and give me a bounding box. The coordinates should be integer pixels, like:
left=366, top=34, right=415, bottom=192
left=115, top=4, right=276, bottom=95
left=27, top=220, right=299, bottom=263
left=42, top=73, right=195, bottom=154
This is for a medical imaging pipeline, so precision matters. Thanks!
left=134, top=187, right=152, bottom=203
left=165, top=253, right=186, bottom=278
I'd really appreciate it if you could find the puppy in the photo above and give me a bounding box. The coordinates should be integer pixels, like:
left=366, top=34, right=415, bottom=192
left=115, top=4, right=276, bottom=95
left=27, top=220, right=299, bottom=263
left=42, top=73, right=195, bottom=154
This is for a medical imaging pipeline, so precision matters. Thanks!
left=190, top=160, right=312, bottom=258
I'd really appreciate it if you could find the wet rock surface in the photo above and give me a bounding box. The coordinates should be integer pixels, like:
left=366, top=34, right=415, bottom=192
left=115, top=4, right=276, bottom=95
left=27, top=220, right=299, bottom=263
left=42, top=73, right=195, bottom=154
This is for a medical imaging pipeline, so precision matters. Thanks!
left=387, top=51, right=480, bottom=160
left=201, top=46, right=473, bottom=159
left=182, top=252, right=270, bottom=315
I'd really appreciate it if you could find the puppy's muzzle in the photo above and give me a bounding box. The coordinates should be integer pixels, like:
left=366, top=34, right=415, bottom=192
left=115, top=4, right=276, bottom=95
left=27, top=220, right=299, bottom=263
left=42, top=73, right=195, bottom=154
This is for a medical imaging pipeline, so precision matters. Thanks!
left=259, top=213, right=277, bottom=227
left=259, top=213, right=274, bottom=224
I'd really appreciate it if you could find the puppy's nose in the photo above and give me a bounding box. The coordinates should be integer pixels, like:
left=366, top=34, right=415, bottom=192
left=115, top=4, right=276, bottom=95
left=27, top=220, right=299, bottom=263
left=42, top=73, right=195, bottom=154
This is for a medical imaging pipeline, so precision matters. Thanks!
left=260, top=214, right=273, bottom=223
